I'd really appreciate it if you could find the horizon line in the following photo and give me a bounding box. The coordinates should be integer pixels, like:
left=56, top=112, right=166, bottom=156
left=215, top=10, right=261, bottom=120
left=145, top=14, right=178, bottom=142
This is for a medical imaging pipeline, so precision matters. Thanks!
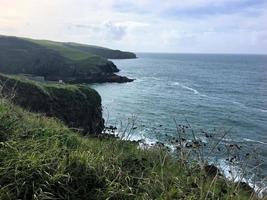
left=134, top=52, right=267, bottom=56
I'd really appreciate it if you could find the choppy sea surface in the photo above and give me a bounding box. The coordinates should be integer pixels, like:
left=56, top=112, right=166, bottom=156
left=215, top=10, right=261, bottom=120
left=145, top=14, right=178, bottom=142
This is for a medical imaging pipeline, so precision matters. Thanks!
left=91, top=53, right=267, bottom=195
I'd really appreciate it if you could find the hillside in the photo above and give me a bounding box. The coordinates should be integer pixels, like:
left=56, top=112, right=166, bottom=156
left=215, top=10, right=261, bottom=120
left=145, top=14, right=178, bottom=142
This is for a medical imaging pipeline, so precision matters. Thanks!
left=64, top=42, right=137, bottom=59
left=0, top=98, right=253, bottom=199
left=0, top=73, right=104, bottom=134
left=26, top=38, right=136, bottom=60
left=0, top=36, right=134, bottom=83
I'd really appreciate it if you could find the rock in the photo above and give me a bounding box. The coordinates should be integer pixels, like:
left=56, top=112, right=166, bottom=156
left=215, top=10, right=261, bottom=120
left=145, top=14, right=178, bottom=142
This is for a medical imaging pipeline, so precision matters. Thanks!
left=238, top=182, right=254, bottom=194
left=204, top=164, right=221, bottom=177
left=66, top=73, right=134, bottom=84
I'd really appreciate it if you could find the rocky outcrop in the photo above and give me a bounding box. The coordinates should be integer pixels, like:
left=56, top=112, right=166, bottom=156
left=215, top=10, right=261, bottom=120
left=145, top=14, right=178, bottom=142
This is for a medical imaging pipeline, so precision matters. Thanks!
left=0, top=73, right=104, bottom=134
left=60, top=73, right=134, bottom=84
left=204, top=164, right=221, bottom=177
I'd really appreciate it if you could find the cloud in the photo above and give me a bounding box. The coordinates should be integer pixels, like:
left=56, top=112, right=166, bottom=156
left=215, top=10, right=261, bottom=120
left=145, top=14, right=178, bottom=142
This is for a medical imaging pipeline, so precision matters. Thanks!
left=111, top=0, right=267, bottom=17
left=161, top=0, right=267, bottom=19
left=73, top=21, right=127, bottom=41
left=0, top=0, right=267, bottom=53
left=103, top=21, right=126, bottom=40
left=73, top=20, right=149, bottom=42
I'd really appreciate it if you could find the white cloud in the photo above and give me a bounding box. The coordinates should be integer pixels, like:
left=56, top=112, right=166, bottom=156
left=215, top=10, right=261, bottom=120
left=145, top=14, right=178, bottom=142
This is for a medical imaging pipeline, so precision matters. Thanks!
left=0, top=0, right=266, bottom=53
left=74, top=21, right=127, bottom=41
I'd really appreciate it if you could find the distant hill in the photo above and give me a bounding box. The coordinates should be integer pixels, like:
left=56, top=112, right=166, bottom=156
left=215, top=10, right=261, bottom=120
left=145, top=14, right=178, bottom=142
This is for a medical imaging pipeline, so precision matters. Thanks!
left=64, top=42, right=136, bottom=59
left=0, top=35, right=134, bottom=83
left=26, top=38, right=136, bottom=59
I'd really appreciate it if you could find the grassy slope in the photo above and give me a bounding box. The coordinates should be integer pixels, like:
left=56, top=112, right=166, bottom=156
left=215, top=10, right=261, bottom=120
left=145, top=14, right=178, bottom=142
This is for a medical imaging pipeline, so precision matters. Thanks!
left=26, top=38, right=136, bottom=60
left=0, top=36, right=118, bottom=78
left=64, top=42, right=137, bottom=59
left=26, top=38, right=108, bottom=64
left=0, top=99, right=253, bottom=199
left=0, top=73, right=103, bottom=134
left=30, top=39, right=115, bottom=74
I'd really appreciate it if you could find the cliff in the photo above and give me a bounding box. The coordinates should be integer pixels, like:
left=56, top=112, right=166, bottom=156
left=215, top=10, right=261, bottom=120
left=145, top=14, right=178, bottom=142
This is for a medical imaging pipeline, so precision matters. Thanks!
left=0, top=73, right=104, bottom=134
left=0, top=36, right=134, bottom=83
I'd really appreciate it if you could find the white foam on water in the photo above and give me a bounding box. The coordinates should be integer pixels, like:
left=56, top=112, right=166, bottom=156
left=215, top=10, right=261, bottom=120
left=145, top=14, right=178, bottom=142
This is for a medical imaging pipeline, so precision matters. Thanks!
left=196, top=136, right=208, bottom=143
left=231, top=101, right=267, bottom=114
left=171, top=82, right=200, bottom=95
left=217, top=159, right=267, bottom=198
left=172, top=82, right=180, bottom=86
left=259, top=108, right=267, bottom=113
left=104, top=128, right=267, bottom=198
left=150, top=77, right=162, bottom=81
left=244, top=138, right=267, bottom=145
left=181, top=85, right=199, bottom=94
left=232, top=101, right=246, bottom=107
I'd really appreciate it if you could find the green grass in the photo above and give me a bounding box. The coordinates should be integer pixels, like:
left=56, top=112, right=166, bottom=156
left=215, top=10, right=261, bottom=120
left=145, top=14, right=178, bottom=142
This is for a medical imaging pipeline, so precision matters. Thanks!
left=27, top=39, right=97, bottom=61
left=25, top=38, right=110, bottom=66
left=0, top=36, right=118, bottom=78
left=0, top=98, right=254, bottom=199
left=0, top=73, right=102, bottom=134
left=0, top=73, right=101, bottom=104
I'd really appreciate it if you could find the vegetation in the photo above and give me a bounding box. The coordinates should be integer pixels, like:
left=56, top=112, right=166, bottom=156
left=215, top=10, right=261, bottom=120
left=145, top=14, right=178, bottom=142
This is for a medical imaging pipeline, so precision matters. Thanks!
left=0, top=35, right=257, bottom=199
left=27, top=39, right=98, bottom=61
left=0, top=96, right=255, bottom=199
left=0, top=73, right=104, bottom=134
left=64, top=42, right=136, bottom=59
left=28, top=39, right=136, bottom=60
left=0, top=35, right=130, bottom=82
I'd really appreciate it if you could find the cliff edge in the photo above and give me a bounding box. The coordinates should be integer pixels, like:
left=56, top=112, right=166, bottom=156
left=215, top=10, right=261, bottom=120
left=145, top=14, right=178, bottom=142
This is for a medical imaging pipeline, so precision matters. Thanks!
left=0, top=73, right=104, bottom=134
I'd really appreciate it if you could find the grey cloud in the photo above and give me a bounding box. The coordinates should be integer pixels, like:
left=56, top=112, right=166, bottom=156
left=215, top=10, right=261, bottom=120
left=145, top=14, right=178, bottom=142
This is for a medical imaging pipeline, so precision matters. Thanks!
left=103, top=21, right=126, bottom=40
left=73, top=21, right=127, bottom=41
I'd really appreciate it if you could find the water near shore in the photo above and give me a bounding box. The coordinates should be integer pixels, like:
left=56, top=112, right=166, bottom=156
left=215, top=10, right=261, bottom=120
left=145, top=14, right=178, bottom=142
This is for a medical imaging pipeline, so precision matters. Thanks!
left=91, top=53, right=267, bottom=194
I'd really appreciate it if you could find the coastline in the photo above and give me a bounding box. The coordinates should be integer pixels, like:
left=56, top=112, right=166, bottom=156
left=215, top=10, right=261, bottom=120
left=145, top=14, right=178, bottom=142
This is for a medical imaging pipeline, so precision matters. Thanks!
left=1, top=36, right=266, bottom=199
left=0, top=99, right=257, bottom=199
left=103, top=126, right=266, bottom=198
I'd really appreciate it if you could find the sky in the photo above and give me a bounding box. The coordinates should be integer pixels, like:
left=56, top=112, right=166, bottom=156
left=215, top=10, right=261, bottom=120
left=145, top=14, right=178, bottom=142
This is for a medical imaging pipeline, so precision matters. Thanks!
left=1, top=0, right=267, bottom=54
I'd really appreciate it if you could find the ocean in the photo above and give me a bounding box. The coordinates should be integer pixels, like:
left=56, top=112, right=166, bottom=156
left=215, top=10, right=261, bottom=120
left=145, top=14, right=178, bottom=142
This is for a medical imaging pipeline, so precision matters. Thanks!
left=91, top=53, right=267, bottom=194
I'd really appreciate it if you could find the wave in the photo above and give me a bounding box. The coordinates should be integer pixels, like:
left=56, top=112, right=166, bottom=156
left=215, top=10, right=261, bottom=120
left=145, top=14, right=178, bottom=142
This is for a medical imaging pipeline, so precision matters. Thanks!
left=259, top=109, right=267, bottom=113
left=232, top=101, right=246, bottom=107
left=217, top=159, right=267, bottom=199
left=232, top=101, right=267, bottom=113
left=104, top=125, right=267, bottom=198
left=171, top=82, right=200, bottom=95
left=150, top=77, right=162, bottom=81
left=244, top=138, right=267, bottom=145
left=202, top=96, right=267, bottom=115
left=132, top=133, right=267, bottom=198
left=181, top=85, right=199, bottom=94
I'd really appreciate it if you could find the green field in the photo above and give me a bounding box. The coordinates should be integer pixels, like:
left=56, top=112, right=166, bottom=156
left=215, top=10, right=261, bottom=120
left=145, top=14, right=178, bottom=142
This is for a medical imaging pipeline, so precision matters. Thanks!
left=27, top=38, right=106, bottom=62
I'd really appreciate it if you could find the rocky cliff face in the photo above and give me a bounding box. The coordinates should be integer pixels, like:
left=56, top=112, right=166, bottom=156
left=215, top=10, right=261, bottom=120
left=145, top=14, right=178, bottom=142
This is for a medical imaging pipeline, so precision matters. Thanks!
left=0, top=74, right=104, bottom=134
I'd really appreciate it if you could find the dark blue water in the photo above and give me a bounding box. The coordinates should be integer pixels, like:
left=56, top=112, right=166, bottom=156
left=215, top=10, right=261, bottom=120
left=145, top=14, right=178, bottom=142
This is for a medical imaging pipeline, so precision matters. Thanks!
left=91, top=53, right=267, bottom=192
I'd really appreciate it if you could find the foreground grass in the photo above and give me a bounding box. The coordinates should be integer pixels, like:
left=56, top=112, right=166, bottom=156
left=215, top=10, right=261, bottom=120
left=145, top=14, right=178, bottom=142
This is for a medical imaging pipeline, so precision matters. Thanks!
left=0, top=99, right=253, bottom=199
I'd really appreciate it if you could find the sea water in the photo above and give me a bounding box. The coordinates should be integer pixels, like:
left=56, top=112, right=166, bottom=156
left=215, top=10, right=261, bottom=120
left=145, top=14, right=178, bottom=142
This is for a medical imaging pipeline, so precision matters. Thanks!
left=91, top=53, right=267, bottom=195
